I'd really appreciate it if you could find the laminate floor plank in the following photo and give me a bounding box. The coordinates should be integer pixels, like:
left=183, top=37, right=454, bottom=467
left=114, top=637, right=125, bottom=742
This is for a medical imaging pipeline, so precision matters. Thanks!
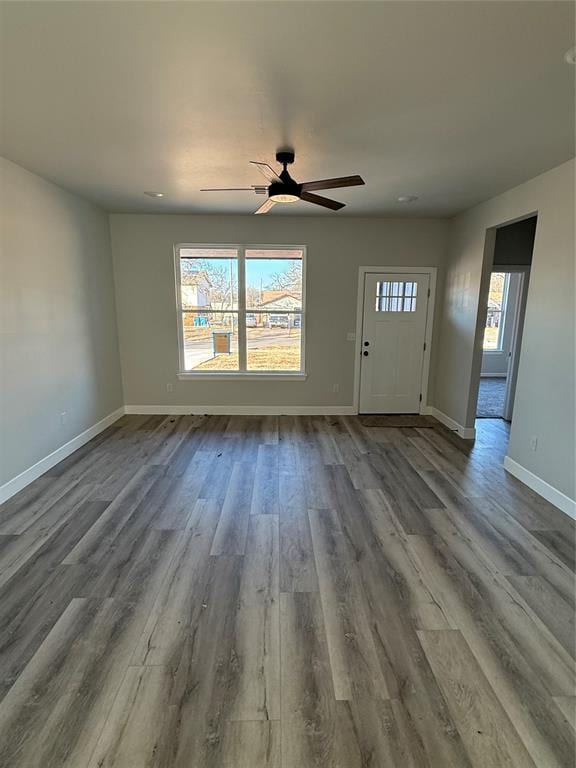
left=62, top=465, right=166, bottom=565
left=410, top=533, right=575, bottom=768
left=0, top=414, right=573, bottom=767
left=532, top=528, right=576, bottom=573
left=327, top=466, right=473, bottom=766
left=133, top=503, right=221, bottom=667
left=553, top=697, right=576, bottom=730
left=278, top=472, right=318, bottom=593
left=0, top=473, right=90, bottom=536
left=0, top=531, right=51, bottom=590
left=418, top=629, right=537, bottom=767
left=506, top=573, right=575, bottom=658
left=230, top=514, right=280, bottom=721
left=0, top=597, right=154, bottom=768
left=251, top=444, right=280, bottom=515
left=309, top=507, right=391, bottom=700
left=165, top=555, right=247, bottom=767
left=210, top=462, right=256, bottom=555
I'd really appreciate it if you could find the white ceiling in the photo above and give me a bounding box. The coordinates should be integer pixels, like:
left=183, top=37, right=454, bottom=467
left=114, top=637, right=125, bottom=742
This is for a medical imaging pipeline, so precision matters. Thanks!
left=1, top=1, right=574, bottom=216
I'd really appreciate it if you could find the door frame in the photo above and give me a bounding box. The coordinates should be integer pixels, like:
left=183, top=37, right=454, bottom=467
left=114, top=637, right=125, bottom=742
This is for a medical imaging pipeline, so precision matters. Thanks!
left=501, top=265, right=531, bottom=420
left=353, top=266, right=437, bottom=414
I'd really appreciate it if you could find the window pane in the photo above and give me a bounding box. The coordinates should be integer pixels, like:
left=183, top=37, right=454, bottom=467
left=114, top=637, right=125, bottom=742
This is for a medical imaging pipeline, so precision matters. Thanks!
left=245, top=249, right=303, bottom=310
left=483, top=311, right=502, bottom=350
left=182, top=312, right=239, bottom=371
left=180, top=251, right=238, bottom=310
left=483, top=272, right=509, bottom=350
left=246, top=314, right=302, bottom=371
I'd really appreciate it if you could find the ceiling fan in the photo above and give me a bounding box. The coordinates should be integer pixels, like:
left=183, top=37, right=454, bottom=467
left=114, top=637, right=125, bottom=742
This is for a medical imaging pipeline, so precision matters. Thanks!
left=200, top=149, right=365, bottom=214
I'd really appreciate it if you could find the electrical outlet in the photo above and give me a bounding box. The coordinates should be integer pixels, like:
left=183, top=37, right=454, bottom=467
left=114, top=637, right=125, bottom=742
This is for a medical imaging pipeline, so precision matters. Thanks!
left=166, top=383, right=174, bottom=393
left=529, top=435, right=538, bottom=452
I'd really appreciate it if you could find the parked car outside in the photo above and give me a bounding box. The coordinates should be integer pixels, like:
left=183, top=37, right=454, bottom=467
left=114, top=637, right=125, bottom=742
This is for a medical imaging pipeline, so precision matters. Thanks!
left=268, top=314, right=290, bottom=328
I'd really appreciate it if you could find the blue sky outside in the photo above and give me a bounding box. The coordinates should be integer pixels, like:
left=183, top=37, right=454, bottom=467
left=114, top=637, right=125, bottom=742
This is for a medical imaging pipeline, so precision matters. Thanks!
left=183, top=256, right=300, bottom=291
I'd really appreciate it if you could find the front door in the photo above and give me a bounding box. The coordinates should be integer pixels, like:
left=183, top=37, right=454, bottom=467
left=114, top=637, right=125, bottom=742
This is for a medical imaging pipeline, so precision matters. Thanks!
left=359, top=272, right=429, bottom=413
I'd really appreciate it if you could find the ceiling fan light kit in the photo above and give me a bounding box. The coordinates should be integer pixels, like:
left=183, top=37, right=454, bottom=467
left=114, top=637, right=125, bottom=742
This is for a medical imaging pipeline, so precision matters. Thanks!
left=201, top=148, right=365, bottom=214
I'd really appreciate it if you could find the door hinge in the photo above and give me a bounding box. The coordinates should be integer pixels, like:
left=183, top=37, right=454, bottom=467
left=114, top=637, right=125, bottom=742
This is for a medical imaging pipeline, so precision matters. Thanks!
left=423, top=341, right=427, bottom=351
left=419, top=393, right=422, bottom=402
left=427, top=288, right=431, bottom=298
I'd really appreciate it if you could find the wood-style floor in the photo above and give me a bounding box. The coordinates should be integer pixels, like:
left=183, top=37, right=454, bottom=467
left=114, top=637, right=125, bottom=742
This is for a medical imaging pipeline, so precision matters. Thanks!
left=0, top=414, right=574, bottom=767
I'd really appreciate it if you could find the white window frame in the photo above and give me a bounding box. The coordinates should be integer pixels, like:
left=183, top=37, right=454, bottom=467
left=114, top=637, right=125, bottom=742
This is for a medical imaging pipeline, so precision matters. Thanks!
left=483, top=272, right=511, bottom=353
left=174, top=243, right=307, bottom=380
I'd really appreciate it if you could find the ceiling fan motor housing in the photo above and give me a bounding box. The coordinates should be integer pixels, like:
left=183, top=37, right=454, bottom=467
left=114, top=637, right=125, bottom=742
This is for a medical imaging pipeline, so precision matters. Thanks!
left=276, top=149, right=295, bottom=165
left=268, top=179, right=302, bottom=203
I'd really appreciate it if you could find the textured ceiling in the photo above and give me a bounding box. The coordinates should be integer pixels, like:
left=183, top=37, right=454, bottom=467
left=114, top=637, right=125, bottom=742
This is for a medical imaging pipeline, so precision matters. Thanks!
left=1, top=1, right=574, bottom=216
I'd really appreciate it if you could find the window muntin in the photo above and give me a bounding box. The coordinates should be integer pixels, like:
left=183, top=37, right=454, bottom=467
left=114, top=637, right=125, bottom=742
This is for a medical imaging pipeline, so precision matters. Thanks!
left=376, top=280, right=417, bottom=312
left=176, top=245, right=305, bottom=375
left=483, top=272, right=510, bottom=351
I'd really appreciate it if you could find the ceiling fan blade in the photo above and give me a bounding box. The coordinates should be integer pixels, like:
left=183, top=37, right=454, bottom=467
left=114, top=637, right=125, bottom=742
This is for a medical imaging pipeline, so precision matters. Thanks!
left=254, top=198, right=277, bottom=215
left=300, top=191, right=345, bottom=211
left=301, top=175, right=365, bottom=192
left=201, top=187, right=258, bottom=192
left=250, top=161, right=282, bottom=184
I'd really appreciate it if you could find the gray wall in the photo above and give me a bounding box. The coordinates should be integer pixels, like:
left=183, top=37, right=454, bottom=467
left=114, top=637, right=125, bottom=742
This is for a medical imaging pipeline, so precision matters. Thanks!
left=434, top=159, right=575, bottom=500
left=0, top=158, right=123, bottom=485
left=110, top=215, right=448, bottom=409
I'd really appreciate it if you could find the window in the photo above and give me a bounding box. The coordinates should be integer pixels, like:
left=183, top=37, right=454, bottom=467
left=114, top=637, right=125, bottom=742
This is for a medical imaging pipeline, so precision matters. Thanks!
left=175, top=245, right=305, bottom=375
left=483, top=272, right=510, bottom=351
left=376, top=280, right=417, bottom=312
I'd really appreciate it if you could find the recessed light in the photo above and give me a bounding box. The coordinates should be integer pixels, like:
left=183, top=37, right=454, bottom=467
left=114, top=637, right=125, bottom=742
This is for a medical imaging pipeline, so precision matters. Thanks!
left=144, top=191, right=164, bottom=198
left=565, top=47, right=576, bottom=65
left=397, top=195, right=419, bottom=203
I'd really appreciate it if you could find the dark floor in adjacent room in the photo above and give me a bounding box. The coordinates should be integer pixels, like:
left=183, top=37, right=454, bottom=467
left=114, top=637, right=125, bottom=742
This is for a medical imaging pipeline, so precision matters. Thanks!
left=477, top=376, right=507, bottom=418
left=0, top=415, right=574, bottom=767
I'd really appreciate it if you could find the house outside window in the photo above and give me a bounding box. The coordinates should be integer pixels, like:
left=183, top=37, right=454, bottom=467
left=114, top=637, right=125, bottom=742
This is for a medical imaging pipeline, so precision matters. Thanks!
left=175, top=245, right=306, bottom=376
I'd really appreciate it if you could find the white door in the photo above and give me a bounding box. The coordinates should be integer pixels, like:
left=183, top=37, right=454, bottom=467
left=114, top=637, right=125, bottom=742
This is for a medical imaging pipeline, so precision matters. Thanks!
left=359, top=273, right=429, bottom=413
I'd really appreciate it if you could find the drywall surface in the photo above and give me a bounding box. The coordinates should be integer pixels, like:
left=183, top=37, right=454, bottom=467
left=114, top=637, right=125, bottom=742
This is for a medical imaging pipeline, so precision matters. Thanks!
left=435, top=159, right=575, bottom=500
left=0, top=158, right=123, bottom=485
left=110, top=215, right=447, bottom=409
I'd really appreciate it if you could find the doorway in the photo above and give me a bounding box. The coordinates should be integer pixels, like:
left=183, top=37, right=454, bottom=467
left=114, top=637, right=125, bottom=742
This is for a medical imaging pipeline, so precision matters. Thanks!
left=474, top=216, right=536, bottom=424
left=477, top=269, right=529, bottom=420
left=356, top=269, right=435, bottom=414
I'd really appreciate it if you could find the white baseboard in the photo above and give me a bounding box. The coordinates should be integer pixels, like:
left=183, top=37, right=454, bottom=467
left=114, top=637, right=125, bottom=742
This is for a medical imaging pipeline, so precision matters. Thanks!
left=0, top=407, right=125, bottom=505
left=124, top=404, right=356, bottom=416
left=423, top=406, right=476, bottom=440
left=503, top=456, right=576, bottom=520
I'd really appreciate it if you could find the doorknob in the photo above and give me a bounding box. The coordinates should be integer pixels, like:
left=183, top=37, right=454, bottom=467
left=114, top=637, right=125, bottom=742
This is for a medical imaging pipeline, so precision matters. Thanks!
left=363, top=351, right=369, bottom=356
left=363, top=341, right=370, bottom=346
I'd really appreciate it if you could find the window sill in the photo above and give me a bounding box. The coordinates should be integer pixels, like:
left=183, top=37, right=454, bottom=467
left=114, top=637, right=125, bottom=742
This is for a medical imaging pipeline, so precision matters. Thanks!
left=177, top=372, right=307, bottom=381
left=482, top=349, right=504, bottom=354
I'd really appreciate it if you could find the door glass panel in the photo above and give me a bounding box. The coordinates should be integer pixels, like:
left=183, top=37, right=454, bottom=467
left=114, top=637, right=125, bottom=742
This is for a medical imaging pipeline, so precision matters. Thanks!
left=376, top=281, right=417, bottom=312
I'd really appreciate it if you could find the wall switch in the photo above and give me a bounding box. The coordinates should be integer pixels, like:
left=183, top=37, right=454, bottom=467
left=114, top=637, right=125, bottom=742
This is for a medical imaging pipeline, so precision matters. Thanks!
left=166, top=383, right=174, bottom=393
left=332, top=383, right=339, bottom=393
left=346, top=332, right=356, bottom=342
left=529, top=435, right=538, bottom=452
